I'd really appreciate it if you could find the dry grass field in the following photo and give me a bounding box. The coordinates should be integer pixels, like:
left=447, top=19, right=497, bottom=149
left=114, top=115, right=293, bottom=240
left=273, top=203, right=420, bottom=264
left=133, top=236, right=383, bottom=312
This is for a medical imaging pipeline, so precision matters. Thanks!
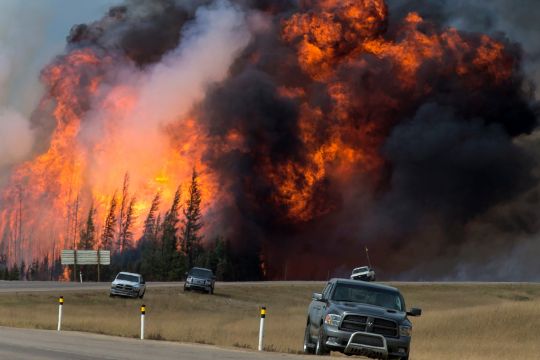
left=0, top=282, right=538, bottom=359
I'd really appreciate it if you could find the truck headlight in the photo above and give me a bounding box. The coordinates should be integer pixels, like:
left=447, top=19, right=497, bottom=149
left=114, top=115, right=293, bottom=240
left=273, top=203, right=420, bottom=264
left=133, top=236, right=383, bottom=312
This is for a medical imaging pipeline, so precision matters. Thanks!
left=205, top=280, right=211, bottom=285
left=399, top=326, right=412, bottom=337
left=187, top=276, right=192, bottom=283
left=324, top=314, right=342, bottom=327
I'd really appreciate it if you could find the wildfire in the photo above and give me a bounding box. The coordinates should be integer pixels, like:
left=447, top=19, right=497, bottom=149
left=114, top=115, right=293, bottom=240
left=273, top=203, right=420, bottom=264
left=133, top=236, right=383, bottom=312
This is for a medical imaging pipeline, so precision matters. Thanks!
left=0, top=0, right=532, bottom=280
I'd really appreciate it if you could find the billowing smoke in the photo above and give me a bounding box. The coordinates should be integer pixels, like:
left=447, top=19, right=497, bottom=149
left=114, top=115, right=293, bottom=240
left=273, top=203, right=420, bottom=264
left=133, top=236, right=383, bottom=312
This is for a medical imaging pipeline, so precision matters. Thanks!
left=1, top=0, right=539, bottom=280
left=0, top=49, right=34, bottom=180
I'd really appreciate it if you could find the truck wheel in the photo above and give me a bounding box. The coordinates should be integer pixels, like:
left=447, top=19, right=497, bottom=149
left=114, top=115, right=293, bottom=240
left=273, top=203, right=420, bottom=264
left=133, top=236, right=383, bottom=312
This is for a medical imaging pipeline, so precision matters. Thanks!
left=139, top=290, right=145, bottom=299
left=303, top=324, right=315, bottom=354
left=315, top=327, right=330, bottom=356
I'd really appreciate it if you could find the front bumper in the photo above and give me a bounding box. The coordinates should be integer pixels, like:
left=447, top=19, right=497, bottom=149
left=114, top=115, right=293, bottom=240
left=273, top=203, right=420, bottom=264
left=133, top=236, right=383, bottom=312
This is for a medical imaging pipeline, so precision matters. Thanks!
left=184, top=282, right=212, bottom=291
left=324, top=325, right=410, bottom=359
left=110, top=287, right=140, bottom=297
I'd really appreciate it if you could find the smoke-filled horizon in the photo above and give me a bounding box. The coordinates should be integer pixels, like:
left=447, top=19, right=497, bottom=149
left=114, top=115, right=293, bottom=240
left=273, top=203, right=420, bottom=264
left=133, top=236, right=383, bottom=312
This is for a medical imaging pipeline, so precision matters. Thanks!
left=0, top=0, right=539, bottom=280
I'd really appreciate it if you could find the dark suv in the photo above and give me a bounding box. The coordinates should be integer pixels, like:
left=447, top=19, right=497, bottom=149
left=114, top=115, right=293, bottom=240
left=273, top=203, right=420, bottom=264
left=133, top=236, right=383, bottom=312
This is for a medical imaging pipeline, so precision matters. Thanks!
left=304, top=279, right=421, bottom=359
left=183, top=267, right=216, bottom=294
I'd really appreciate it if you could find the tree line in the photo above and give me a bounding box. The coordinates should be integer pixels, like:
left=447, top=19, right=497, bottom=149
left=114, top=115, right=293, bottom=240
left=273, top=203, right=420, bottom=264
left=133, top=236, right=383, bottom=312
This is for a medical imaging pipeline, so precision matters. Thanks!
left=0, top=169, right=261, bottom=281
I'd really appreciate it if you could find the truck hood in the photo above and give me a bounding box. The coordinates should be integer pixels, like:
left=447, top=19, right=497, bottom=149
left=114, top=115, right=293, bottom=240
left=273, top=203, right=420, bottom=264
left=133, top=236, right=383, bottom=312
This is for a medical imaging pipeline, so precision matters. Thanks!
left=331, top=302, right=407, bottom=322
left=112, top=279, right=139, bottom=286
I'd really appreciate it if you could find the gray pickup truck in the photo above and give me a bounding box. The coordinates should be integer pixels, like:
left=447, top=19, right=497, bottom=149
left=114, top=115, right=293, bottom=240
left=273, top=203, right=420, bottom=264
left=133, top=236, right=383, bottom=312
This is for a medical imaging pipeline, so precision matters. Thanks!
left=304, top=279, right=421, bottom=359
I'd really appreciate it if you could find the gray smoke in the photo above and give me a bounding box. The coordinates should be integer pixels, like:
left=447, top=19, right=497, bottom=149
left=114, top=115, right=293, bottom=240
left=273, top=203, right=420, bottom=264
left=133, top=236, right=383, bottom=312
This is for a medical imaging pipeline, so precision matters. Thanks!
left=382, top=0, right=540, bottom=280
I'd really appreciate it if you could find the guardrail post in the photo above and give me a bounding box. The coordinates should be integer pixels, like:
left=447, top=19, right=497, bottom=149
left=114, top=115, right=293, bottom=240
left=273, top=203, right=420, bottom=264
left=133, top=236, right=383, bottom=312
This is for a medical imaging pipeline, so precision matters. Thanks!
left=140, top=304, right=146, bottom=340
left=57, top=296, right=64, bottom=331
left=258, top=306, right=266, bottom=351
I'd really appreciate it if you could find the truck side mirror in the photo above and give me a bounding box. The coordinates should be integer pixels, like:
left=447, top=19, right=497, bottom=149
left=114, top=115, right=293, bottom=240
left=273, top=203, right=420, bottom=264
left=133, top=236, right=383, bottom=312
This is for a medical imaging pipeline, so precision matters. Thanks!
left=312, top=293, right=323, bottom=301
left=407, top=308, right=422, bottom=317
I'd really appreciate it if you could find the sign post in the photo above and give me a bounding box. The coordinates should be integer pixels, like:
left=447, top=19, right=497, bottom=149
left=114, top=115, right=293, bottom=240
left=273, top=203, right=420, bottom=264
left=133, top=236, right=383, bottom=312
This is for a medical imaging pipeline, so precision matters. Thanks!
left=61, top=250, right=111, bottom=281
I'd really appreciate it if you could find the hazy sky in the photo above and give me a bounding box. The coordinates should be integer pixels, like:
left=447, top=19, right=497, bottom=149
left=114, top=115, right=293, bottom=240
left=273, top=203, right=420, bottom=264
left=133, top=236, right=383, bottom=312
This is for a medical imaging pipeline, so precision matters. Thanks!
left=0, top=0, right=120, bottom=114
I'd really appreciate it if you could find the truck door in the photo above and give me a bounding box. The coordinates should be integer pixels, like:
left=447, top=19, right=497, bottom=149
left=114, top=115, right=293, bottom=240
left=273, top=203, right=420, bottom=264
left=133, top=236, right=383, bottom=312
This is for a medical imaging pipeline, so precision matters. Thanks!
left=313, top=282, right=333, bottom=334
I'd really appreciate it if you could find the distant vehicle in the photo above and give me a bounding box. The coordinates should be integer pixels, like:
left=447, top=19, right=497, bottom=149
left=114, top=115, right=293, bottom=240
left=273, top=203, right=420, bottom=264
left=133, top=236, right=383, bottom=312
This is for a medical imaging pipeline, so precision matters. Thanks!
left=184, top=267, right=215, bottom=294
left=110, top=272, right=146, bottom=299
left=304, top=278, right=421, bottom=359
left=351, top=266, right=376, bottom=282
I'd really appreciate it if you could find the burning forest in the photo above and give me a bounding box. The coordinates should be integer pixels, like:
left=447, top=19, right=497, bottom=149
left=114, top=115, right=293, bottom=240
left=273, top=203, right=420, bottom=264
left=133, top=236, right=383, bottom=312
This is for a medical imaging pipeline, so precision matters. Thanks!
left=0, top=0, right=539, bottom=281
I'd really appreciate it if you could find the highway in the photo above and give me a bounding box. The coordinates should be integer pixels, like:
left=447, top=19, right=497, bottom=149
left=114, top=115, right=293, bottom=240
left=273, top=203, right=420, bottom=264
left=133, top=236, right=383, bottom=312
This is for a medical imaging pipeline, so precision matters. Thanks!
left=0, top=280, right=530, bottom=293
left=0, top=327, right=310, bottom=360
left=0, top=280, right=324, bottom=293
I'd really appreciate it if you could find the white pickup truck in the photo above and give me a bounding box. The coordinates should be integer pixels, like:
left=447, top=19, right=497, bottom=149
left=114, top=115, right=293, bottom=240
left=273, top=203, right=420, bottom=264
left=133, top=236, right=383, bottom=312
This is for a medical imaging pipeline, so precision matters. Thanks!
left=350, top=266, right=376, bottom=282
left=109, top=272, right=146, bottom=299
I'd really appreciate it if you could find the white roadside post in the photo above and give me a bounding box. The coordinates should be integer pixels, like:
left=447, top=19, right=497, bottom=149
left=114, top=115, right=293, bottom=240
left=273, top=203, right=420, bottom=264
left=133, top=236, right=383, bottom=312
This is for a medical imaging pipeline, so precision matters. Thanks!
left=258, top=306, right=266, bottom=351
left=57, top=296, right=64, bottom=331
left=140, top=304, right=146, bottom=340
left=79, top=271, right=83, bottom=283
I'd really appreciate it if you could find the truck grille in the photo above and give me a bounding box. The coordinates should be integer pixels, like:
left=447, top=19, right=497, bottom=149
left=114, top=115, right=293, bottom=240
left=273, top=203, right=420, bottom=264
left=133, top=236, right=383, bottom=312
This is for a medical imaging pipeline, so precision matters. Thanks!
left=115, top=284, right=133, bottom=291
left=341, top=315, right=368, bottom=332
left=340, top=315, right=398, bottom=338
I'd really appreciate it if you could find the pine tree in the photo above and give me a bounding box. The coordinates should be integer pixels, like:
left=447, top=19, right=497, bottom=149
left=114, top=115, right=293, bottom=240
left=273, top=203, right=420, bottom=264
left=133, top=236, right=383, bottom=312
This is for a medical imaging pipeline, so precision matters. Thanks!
left=79, top=203, right=96, bottom=250
left=161, top=186, right=183, bottom=280
left=140, top=192, right=161, bottom=280
left=19, top=261, right=26, bottom=280
left=101, top=192, right=118, bottom=250
left=142, top=192, right=160, bottom=242
left=9, top=263, right=19, bottom=280
left=119, top=197, right=136, bottom=253
left=29, top=259, right=39, bottom=280
left=117, top=173, right=130, bottom=252
left=180, top=169, right=203, bottom=269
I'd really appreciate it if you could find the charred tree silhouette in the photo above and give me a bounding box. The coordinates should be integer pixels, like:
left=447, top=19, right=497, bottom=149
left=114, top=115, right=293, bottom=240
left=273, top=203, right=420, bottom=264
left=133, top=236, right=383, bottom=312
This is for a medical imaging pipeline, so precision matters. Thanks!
left=119, top=197, right=136, bottom=253
left=160, top=186, right=184, bottom=280
left=117, top=173, right=130, bottom=252
left=180, top=169, right=203, bottom=269
left=79, top=203, right=96, bottom=250
left=100, top=192, right=118, bottom=250
left=142, top=192, right=160, bottom=242
left=140, top=192, right=162, bottom=280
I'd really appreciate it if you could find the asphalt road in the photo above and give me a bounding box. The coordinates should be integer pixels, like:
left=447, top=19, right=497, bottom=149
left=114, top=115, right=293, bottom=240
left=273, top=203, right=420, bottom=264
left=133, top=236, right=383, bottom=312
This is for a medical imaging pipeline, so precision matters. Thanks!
left=0, top=280, right=324, bottom=293
left=0, top=327, right=310, bottom=360
left=0, top=280, right=533, bottom=293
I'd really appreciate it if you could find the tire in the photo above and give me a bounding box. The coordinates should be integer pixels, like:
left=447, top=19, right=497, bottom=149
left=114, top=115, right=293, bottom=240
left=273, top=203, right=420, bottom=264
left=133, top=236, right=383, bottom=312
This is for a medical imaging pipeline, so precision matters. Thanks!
left=183, top=285, right=190, bottom=292
left=109, top=293, right=114, bottom=298
left=303, top=323, right=315, bottom=354
left=315, top=326, right=330, bottom=356
left=139, top=290, right=145, bottom=299
left=209, top=287, right=214, bottom=295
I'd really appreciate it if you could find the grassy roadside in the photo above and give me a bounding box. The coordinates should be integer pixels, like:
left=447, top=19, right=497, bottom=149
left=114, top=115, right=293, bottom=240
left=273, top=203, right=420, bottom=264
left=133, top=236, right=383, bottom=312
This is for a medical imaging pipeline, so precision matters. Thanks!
left=0, top=283, right=538, bottom=359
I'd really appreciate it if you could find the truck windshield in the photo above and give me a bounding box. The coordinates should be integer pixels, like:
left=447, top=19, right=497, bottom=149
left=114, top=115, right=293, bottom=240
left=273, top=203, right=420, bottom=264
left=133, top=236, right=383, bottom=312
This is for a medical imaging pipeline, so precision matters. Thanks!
left=116, top=274, right=139, bottom=282
left=332, top=283, right=404, bottom=311
left=353, top=267, right=368, bottom=273
left=189, top=268, right=212, bottom=278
